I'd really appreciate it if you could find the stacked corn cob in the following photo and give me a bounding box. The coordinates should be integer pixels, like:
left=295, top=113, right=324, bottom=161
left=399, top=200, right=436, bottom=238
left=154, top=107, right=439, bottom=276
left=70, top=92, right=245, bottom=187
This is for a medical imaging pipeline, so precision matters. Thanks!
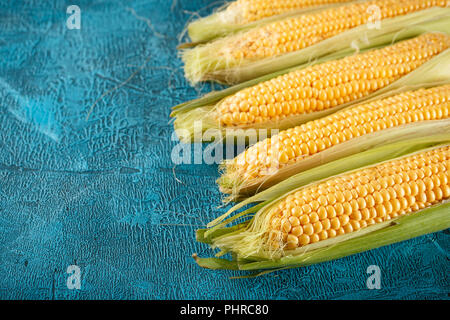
left=182, top=0, right=450, bottom=84
left=174, top=33, right=450, bottom=142
left=220, top=85, right=450, bottom=195
left=174, top=1, right=450, bottom=274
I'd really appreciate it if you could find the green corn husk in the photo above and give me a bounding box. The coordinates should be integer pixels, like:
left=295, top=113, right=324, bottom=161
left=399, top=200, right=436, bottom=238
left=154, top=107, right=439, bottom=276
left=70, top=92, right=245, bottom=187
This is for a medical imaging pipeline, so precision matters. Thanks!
left=185, top=1, right=356, bottom=44
left=194, top=142, right=450, bottom=273
left=218, top=119, right=450, bottom=197
left=173, top=38, right=450, bottom=144
left=182, top=7, right=450, bottom=85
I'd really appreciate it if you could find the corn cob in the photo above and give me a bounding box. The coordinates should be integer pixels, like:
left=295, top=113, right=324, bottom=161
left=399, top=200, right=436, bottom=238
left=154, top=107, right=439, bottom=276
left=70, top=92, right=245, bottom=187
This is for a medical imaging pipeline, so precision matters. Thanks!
left=195, top=144, right=450, bottom=272
left=268, top=146, right=450, bottom=250
left=216, top=33, right=449, bottom=127
left=175, top=33, right=450, bottom=143
left=187, top=0, right=354, bottom=43
left=219, top=85, right=450, bottom=195
left=183, top=2, right=450, bottom=84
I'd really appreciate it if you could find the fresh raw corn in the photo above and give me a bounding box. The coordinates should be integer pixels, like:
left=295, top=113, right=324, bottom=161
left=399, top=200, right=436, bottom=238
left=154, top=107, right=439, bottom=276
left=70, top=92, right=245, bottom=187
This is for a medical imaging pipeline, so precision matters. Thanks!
left=187, top=0, right=354, bottom=43
left=194, top=144, right=450, bottom=273
left=267, top=146, right=450, bottom=250
left=216, top=33, right=449, bottom=127
left=182, top=2, right=450, bottom=84
left=219, top=85, right=450, bottom=196
left=174, top=33, right=450, bottom=143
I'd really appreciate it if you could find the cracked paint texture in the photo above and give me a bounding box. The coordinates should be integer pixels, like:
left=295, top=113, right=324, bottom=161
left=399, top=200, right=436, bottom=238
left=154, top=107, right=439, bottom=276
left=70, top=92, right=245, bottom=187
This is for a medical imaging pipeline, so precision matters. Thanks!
left=0, top=0, right=448, bottom=299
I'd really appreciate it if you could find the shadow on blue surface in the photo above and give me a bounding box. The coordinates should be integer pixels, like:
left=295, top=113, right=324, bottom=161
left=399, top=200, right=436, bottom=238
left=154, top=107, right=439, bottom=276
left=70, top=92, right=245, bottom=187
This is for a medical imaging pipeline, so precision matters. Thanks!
left=0, top=0, right=448, bottom=299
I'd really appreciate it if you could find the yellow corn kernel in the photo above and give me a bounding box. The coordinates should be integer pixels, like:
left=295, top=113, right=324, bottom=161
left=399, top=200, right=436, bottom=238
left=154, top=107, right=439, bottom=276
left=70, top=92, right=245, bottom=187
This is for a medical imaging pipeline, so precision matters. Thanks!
left=216, top=33, right=450, bottom=127
left=232, top=84, right=450, bottom=182
left=226, top=0, right=353, bottom=24
left=269, top=146, right=450, bottom=250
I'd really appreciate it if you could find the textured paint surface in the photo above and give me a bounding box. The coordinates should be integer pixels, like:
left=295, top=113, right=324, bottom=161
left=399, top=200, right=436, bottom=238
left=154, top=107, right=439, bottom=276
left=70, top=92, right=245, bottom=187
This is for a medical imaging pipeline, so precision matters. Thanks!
left=0, top=0, right=448, bottom=300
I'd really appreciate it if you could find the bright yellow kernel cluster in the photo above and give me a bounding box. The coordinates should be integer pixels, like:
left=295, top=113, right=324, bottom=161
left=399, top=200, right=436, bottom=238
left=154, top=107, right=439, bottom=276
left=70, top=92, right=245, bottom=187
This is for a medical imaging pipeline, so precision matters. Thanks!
left=232, top=85, right=450, bottom=181
left=217, top=33, right=450, bottom=127
left=226, top=0, right=352, bottom=24
left=267, top=146, right=450, bottom=250
left=221, top=0, right=449, bottom=62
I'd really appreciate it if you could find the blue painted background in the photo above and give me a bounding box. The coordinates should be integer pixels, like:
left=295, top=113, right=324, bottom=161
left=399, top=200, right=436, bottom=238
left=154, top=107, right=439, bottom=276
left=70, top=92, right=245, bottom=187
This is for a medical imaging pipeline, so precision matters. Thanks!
left=0, top=0, right=448, bottom=300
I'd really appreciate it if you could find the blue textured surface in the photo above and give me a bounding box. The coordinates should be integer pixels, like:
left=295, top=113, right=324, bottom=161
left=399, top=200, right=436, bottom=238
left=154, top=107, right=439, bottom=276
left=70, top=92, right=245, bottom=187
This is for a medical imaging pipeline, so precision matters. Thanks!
left=0, top=0, right=448, bottom=300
